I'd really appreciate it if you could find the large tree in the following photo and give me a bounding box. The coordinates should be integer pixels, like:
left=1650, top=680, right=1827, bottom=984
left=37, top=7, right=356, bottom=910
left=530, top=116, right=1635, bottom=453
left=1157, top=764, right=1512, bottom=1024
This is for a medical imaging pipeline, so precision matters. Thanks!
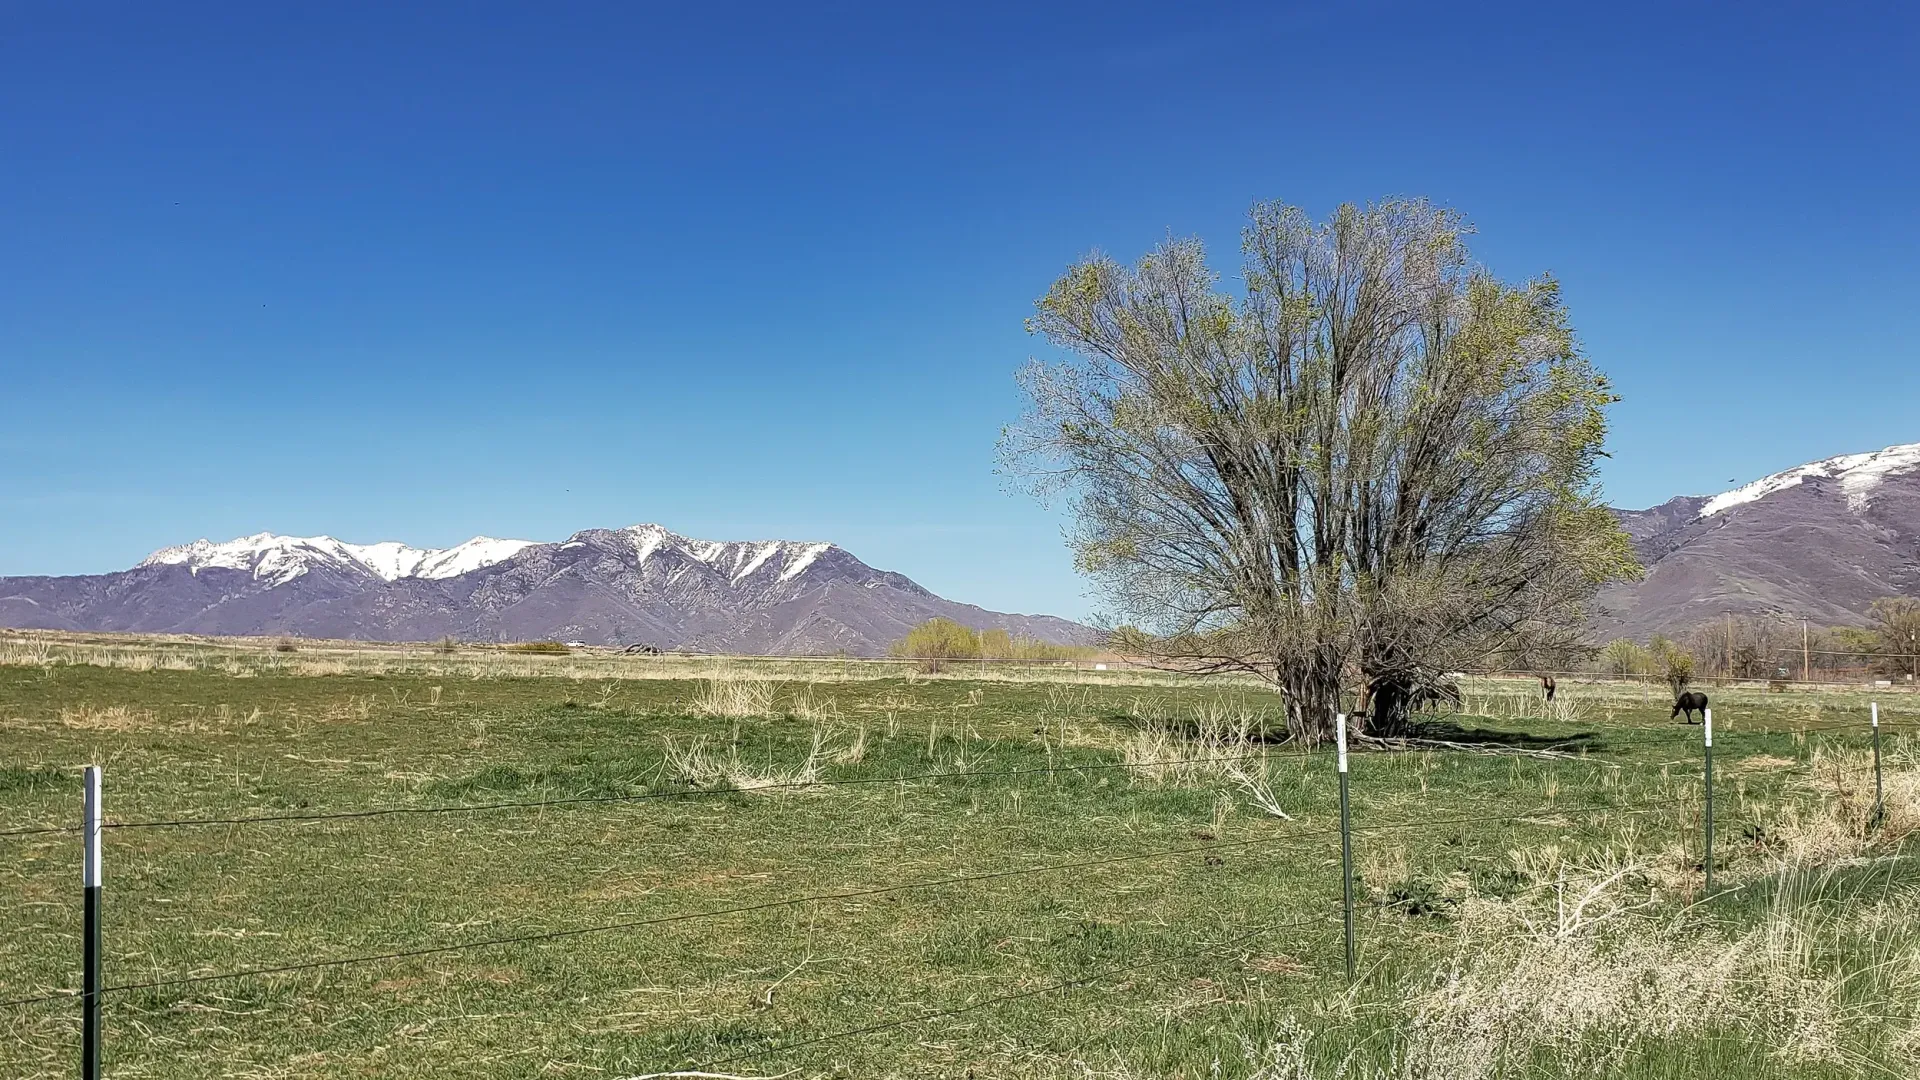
left=1000, top=199, right=1637, bottom=739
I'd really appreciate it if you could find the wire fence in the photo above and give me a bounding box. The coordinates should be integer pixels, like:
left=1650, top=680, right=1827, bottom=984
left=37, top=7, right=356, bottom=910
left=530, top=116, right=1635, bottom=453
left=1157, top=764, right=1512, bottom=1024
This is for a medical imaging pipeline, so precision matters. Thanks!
left=1, top=700, right=1907, bottom=1077
left=18, top=628, right=1920, bottom=685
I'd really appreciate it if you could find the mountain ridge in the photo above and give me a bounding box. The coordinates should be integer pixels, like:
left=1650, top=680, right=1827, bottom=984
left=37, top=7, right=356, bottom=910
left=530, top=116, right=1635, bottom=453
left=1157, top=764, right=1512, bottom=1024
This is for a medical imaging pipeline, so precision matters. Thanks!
left=1595, top=441, right=1920, bottom=639
left=0, top=524, right=1091, bottom=655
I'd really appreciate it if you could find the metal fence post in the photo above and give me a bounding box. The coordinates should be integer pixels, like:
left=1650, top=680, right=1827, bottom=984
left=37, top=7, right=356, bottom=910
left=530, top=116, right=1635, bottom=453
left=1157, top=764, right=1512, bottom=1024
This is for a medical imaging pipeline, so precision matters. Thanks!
left=1336, top=713, right=1354, bottom=981
left=1702, top=709, right=1714, bottom=894
left=83, top=764, right=102, bottom=1080
left=1872, top=702, right=1884, bottom=829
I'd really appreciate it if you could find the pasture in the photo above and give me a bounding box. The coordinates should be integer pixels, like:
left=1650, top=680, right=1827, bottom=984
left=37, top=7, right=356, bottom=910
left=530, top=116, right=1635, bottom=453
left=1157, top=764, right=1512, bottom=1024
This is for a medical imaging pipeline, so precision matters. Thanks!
left=2, top=633, right=1917, bottom=1079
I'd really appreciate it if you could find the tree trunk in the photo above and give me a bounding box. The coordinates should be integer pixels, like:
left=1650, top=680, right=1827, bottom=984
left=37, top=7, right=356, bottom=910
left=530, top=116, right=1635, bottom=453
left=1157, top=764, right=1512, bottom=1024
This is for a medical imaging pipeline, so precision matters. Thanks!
left=1280, top=652, right=1344, bottom=743
left=1361, top=676, right=1416, bottom=738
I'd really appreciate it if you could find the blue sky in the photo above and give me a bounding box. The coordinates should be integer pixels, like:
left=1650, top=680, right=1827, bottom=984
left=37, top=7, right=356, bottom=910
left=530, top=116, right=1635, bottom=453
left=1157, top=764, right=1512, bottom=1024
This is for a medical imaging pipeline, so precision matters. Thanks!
left=3, top=1, right=1916, bottom=621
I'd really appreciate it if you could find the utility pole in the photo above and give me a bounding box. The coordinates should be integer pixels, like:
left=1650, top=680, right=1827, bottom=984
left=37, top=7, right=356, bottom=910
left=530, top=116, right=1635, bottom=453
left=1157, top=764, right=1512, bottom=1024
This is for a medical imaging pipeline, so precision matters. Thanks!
left=1802, top=619, right=1810, bottom=683
left=1726, top=610, right=1734, bottom=681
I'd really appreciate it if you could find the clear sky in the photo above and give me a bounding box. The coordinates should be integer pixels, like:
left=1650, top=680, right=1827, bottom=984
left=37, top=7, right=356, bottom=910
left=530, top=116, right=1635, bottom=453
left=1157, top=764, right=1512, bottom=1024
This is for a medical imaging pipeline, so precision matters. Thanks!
left=3, top=1, right=1916, bottom=621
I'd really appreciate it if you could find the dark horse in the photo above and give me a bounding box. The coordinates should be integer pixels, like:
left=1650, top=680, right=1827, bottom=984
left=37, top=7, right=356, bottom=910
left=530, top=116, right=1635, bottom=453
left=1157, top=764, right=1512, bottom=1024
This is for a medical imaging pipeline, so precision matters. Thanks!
left=1672, top=691, right=1709, bottom=723
left=1541, top=675, right=1557, bottom=703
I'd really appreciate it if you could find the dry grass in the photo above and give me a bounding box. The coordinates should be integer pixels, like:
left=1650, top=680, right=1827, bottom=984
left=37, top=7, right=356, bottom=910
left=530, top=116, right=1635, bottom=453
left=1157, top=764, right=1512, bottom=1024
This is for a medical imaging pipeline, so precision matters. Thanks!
left=0, top=630, right=1241, bottom=689
left=687, top=673, right=777, bottom=718
left=1391, top=868, right=1920, bottom=1077
left=1105, top=697, right=1293, bottom=818
left=1456, top=684, right=1591, bottom=725
left=56, top=703, right=157, bottom=731
left=784, top=683, right=839, bottom=721
left=1755, top=735, right=1920, bottom=868
left=659, top=726, right=832, bottom=793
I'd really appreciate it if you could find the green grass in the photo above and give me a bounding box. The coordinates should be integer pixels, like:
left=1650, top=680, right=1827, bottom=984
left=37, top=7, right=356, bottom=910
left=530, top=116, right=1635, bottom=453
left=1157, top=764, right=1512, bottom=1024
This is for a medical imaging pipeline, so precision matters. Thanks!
left=1, top=648, right=1916, bottom=1078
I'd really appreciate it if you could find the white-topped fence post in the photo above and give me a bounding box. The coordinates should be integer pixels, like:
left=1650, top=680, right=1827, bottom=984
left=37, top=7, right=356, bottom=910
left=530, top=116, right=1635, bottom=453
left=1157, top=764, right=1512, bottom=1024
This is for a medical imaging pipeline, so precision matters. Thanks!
left=1336, top=713, right=1354, bottom=980
left=1872, top=702, right=1884, bottom=829
left=83, top=765, right=102, bottom=1080
left=1702, top=710, right=1715, bottom=894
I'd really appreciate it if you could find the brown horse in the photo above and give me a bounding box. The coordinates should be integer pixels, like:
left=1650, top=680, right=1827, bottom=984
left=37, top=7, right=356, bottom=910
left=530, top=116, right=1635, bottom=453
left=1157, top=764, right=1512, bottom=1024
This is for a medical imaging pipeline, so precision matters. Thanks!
left=1541, top=675, right=1556, bottom=703
left=1672, top=691, right=1709, bottom=723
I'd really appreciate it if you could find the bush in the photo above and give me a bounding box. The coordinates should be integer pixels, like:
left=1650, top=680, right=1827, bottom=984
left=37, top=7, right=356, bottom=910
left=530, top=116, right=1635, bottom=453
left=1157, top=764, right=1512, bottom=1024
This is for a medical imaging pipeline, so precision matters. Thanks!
left=272, top=638, right=298, bottom=653
left=435, top=636, right=460, bottom=655
left=1665, top=650, right=1694, bottom=695
left=892, top=618, right=980, bottom=672
left=1601, top=638, right=1651, bottom=676
left=890, top=619, right=1098, bottom=671
left=506, top=641, right=571, bottom=655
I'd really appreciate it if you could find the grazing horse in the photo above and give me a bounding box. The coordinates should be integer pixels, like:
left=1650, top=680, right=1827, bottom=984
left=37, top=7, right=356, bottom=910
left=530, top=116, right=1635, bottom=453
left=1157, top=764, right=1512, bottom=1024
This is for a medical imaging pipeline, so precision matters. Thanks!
left=1541, top=675, right=1557, bottom=703
left=1672, top=691, right=1709, bottom=724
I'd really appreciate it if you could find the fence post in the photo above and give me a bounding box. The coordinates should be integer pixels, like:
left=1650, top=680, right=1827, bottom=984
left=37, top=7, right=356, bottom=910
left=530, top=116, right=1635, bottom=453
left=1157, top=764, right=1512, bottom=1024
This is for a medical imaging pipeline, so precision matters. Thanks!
left=1702, top=709, right=1714, bottom=894
left=1872, top=702, right=1884, bottom=829
left=1336, top=713, right=1354, bottom=981
left=83, top=764, right=102, bottom=1080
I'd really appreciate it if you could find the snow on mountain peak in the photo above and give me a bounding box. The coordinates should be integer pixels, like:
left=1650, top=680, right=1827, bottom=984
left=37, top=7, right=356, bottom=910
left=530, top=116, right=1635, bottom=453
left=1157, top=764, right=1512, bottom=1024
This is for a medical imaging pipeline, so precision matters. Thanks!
left=1699, top=441, right=1920, bottom=518
left=141, top=533, right=535, bottom=586
left=138, top=524, right=841, bottom=590
left=617, top=524, right=833, bottom=583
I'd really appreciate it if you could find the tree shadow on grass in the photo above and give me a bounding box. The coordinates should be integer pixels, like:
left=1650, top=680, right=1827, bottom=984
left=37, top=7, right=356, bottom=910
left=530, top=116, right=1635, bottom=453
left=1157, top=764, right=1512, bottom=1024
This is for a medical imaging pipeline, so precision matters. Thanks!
left=1400, top=717, right=1608, bottom=753
left=1095, top=710, right=1295, bottom=745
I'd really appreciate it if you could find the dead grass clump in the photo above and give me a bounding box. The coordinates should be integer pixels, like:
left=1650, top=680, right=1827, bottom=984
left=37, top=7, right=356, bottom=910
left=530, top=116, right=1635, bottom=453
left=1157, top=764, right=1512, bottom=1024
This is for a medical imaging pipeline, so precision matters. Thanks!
left=1758, top=737, right=1920, bottom=866
left=689, top=675, right=777, bottom=718
left=660, top=727, right=829, bottom=793
left=832, top=723, right=868, bottom=764
left=785, top=684, right=839, bottom=721
left=57, top=704, right=156, bottom=731
left=1397, top=868, right=1920, bottom=1077
left=322, top=695, right=375, bottom=722
left=1117, top=699, right=1273, bottom=782
left=0, top=638, right=55, bottom=667
left=1115, top=699, right=1291, bottom=818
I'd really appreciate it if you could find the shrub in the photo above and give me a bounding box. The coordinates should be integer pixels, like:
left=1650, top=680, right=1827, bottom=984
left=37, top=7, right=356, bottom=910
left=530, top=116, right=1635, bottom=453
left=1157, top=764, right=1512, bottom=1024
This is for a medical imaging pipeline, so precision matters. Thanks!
left=435, top=636, right=460, bottom=655
left=1600, top=638, right=1650, bottom=676
left=272, top=638, right=298, bottom=653
left=892, top=618, right=980, bottom=672
left=1665, top=650, right=1694, bottom=695
left=891, top=619, right=1100, bottom=672
left=978, top=627, right=1015, bottom=658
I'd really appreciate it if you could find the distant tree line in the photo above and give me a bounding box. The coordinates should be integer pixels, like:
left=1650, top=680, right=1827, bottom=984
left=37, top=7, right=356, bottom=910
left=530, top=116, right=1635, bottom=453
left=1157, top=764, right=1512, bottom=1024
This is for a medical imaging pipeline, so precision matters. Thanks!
left=889, top=618, right=1100, bottom=671
left=1600, top=598, right=1920, bottom=684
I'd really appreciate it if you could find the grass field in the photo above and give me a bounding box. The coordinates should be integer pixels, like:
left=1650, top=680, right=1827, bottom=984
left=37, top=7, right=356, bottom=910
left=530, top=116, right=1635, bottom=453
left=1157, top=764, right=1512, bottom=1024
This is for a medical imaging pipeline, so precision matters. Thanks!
left=3, top=633, right=1918, bottom=1078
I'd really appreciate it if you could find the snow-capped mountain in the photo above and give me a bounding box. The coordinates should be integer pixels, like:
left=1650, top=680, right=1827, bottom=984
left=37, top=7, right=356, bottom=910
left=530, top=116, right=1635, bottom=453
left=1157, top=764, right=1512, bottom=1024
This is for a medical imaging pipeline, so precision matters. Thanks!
left=0, top=524, right=1093, bottom=655
left=1596, top=441, right=1920, bottom=638
left=601, top=524, right=833, bottom=586
left=140, top=533, right=537, bottom=586
left=1696, top=443, right=1920, bottom=518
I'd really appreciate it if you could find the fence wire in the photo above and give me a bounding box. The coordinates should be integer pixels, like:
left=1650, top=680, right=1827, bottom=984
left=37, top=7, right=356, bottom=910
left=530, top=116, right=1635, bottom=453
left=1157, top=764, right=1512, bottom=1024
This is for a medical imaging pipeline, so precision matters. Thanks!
left=0, top=749, right=1292, bottom=838
left=698, top=912, right=1337, bottom=1070
left=1, top=794, right=1687, bottom=1011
